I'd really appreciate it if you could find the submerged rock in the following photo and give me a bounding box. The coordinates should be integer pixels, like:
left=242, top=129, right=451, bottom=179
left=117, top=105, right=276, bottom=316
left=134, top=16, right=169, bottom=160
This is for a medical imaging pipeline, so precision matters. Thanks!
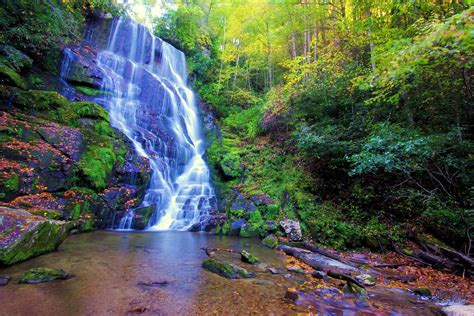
left=0, top=207, right=72, bottom=265
left=202, top=258, right=255, bottom=279
left=18, top=267, right=74, bottom=284
left=262, top=234, right=278, bottom=249
left=240, top=250, right=260, bottom=264
left=279, top=220, right=302, bottom=241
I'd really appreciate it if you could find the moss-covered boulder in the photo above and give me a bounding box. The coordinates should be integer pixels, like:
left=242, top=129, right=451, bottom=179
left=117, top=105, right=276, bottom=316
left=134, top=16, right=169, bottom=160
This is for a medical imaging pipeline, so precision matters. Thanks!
left=241, top=250, right=260, bottom=264
left=19, top=267, right=74, bottom=284
left=0, top=64, right=27, bottom=89
left=0, top=207, right=73, bottom=266
left=0, top=45, right=33, bottom=71
left=262, top=234, right=278, bottom=249
left=202, top=258, right=255, bottom=279
left=239, top=223, right=260, bottom=238
left=131, top=204, right=155, bottom=230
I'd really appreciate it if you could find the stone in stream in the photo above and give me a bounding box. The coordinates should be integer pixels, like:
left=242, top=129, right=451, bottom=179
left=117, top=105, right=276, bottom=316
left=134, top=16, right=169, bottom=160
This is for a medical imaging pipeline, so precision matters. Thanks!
left=442, top=305, right=474, bottom=316
left=240, top=250, right=260, bottom=264
left=262, top=234, right=278, bottom=249
left=19, top=267, right=74, bottom=284
left=343, top=281, right=367, bottom=296
left=279, top=220, right=302, bottom=241
left=202, top=258, right=255, bottom=279
left=137, top=279, right=173, bottom=287
left=266, top=267, right=279, bottom=274
left=0, top=275, right=11, bottom=286
left=287, top=265, right=308, bottom=274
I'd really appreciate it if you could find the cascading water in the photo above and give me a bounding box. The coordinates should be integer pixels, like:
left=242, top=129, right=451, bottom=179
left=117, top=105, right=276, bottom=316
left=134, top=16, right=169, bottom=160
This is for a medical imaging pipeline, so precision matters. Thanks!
left=61, top=17, right=215, bottom=231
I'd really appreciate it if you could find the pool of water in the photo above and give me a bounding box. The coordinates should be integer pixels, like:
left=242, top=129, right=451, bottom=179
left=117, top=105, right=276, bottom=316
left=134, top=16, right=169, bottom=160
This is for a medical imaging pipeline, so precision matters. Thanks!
left=0, top=231, right=296, bottom=315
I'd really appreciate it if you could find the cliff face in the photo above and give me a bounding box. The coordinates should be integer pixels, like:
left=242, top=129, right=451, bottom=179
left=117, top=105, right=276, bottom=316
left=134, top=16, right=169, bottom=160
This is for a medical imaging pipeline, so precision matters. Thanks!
left=0, top=17, right=152, bottom=264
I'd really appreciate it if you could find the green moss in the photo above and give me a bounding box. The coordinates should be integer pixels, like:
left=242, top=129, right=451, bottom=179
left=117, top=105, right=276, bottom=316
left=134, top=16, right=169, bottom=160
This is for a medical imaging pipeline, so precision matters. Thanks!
left=78, top=145, right=116, bottom=190
left=240, top=250, right=260, bottom=264
left=69, top=204, right=81, bottom=220
left=13, top=90, right=69, bottom=111
left=0, top=64, right=27, bottom=89
left=4, top=174, right=19, bottom=192
left=75, top=85, right=101, bottom=96
left=19, top=267, right=73, bottom=284
left=69, top=102, right=109, bottom=122
left=29, top=209, right=62, bottom=220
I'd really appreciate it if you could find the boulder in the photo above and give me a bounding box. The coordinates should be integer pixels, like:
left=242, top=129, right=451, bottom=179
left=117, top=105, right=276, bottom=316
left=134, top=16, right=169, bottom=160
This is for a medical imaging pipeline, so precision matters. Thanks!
left=0, top=207, right=73, bottom=265
left=240, top=250, right=260, bottom=264
left=229, top=219, right=246, bottom=235
left=202, top=258, right=255, bottom=279
left=239, top=223, right=260, bottom=238
left=279, top=220, right=303, bottom=241
left=262, top=234, right=278, bottom=249
left=18, top=267, right=74, bottom=284
left=131, top=204, right=155, bottom=230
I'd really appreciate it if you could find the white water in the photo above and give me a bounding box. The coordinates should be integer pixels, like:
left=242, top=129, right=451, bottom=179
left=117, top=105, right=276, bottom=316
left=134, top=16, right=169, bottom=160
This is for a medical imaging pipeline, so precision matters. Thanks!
left=64, top=17, right=215, bottom=231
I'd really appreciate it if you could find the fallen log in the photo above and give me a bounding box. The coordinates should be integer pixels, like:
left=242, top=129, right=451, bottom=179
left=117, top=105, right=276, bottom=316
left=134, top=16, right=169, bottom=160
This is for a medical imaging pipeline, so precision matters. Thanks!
left=302, top=242, right=361, bottom=268
left=278, top=245, right=364, bottom=287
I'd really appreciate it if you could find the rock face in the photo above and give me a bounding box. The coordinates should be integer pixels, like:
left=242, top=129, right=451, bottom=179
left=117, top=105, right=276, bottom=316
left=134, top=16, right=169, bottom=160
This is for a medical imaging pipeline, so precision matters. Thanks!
left=18, top=267, right=74, bottom=284
left=279, top=220, right=303, bottom=241
left=0, top=207, right=73, bottom=265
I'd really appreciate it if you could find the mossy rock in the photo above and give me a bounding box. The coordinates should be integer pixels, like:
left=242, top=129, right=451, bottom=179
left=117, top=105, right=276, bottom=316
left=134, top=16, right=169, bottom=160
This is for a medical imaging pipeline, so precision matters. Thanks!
left=202, top=258, right=255, bottom=279
left=239, top=224, right=260, bottom=238
left=0, top=207, right=73, bottom=266
left=19, top=267, right=74, bottom=284
left=240, top=250, right=260, bottom=264
left=0, top=64, right=27, bottom=89
left=69, top=102, right=109, bottom=122
left=0, top=45, right=33, bottom=71
left=132, top=205, right=155, bottom=230
left=12, top=89, right=69, bottom=111
left=262, top=234, right=278, bottom=249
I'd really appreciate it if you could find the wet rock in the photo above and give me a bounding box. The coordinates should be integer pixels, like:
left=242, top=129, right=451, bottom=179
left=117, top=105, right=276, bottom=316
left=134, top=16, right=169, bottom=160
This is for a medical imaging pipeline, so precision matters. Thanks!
left=442, top=305, right=474, bottom=316
left=19, top=267, right=74, bottom=284
left=355, top=274, right=376, bottom=286
left=0, top=207, right=73, bottom=265
left=262, top=234, right=278, bottom=249
left=131, top=205, right=155, bottom=230
left=0, top=275, right=11, bottom=286
left=240, top=250, right=260, bottom=264
left=202, top=258, right=255, bottom=279
left=61, top=46, right=105, bottom=88
left=287, top=265, right=307, bottom=274
left=229, top=219, right=246, bottom=235
left=279, top=220, right=302, bottom=241
left=266, top=267, right=278, bottom=274
left=413, top=287, right=432, bottom=298
left=285, top=288, right=302, bottom=302
left=0, top=45, right=33, bottom=71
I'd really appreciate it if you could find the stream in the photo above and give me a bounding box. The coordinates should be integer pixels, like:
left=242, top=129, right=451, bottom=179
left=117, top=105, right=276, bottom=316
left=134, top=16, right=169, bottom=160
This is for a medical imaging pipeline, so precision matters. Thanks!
left=0, top=231, right=446, bottom=315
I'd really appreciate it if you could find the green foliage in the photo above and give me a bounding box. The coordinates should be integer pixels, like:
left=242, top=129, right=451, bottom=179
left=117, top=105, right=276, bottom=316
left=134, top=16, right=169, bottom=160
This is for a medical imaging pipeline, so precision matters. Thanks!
left=0, top=64, right=27, bottom=89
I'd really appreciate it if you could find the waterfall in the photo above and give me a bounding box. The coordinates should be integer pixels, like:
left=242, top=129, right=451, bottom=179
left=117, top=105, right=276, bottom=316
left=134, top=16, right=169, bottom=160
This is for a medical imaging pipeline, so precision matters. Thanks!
left=62, top=17, right=215, bottom=231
